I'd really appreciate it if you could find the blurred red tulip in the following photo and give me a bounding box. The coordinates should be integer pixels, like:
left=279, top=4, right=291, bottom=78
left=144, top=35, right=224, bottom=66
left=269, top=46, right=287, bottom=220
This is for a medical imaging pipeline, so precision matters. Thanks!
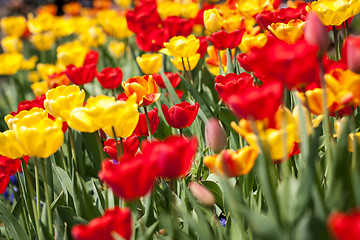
left=304, top=12, right=329, bottom=55
left=133, top=108, right=159, bottom=137
left=343, top=35, right=360, bottom=74
left=153, top=72, right=181, bottom=89
left=215, top=73, right=254, bottom=100
left=72, top=207, right=132, bottom=240
left=103, top=135, right=139, bottom=162
left=141, top=135, right=198, bottom=178
left=84, top=50, right=99, bottom=66
left=328, top=210, right=360, bottom=240
left=136, top=28, right=169, bottom=52
left=99, top=157, right=158, bottom=200
left=206, top=30, right=245, bottom=50
left=163, top=16, right=194, bottom=38
left=197, top=36, right=209, bottom=58
left=0, top=155, right=29, bottom=194
left=96, top=67, right=123, bottom=89
left=226, top=81, right=283, bottom=120
left=162, top=102, right=199, bottom=129
left=126, top=1, right=162, bottom=34
left=65, top=64, right=97, bottom=85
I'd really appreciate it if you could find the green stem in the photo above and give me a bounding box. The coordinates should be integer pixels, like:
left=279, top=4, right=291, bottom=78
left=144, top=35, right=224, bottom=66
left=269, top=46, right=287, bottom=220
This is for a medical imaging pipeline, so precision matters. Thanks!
left=217, top=50, right=225, bottom=75
left=181, top=57, right=190, bottom=81
left=186, top=57, right=194, bottom=84
left=143, top=106, right=153, bottom=141
left=111, top=127, right=121, bottom=161
left=332, top=26, right=340, bottom=61
left=68, top=128, right=78, bottom=171
left=34, top=158, right=40, bottom=218
left=112, top=88, right=117, bottom=98
left=41, top=158, right=54, bottom=236
left=120, top=137, right=124, bottom=157
left=95, top=131, right=106, bottom=161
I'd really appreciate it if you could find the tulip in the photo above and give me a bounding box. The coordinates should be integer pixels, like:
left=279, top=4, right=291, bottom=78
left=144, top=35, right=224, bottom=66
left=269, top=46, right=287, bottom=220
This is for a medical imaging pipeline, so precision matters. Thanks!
left=99, top=16, right=134, bottom=39
left=30, top=32, right=56, bottom=51
left=141, top=135, right=198, bottom=178
left=203, top=147, right=257, bottom=177
left=170, top=54, right=200, bottom=71
left=44, top=85, right=85, bottom=122
left=0, top=130, right=27, bottom=159
left=122, top=75, right=161, bottom=106
left=268, top=19, right=305, bottom=44
left=21, top=56, right=38, bottom=71
left=57, top=40, right=89, bottom=68
left=160, top=35, right=200, bottom=58
left=239, top=32, right=267, bottom=53
left=72, top=207, right=132, bottom=240
left=304, top=12, right=330, bottom=54
left=163, top=16, right=194, bottom=38
left=189, top=182, right=215, bottom=207
left=27, top=12, right=54, bottom=34
left=96, top=67, right=123, bottom=89
left=343, top=35, right=360, bottom=74
left=99, top=157, right=158, bottom=200
left=0, top=53, right=23, bottom=75
left=84, top=50, right=99, bottom=66
left=153, top=72, right=181, bottom=89
left=214, top=73, right=254, bottom=101
left=0, top=155, right=29, bottom=194
left=136, top=54, right=162, bottom=75
left=328, top=210, right=360, bottom=240
left=108, top=40, right=125, bottom=58
left=1, top=16, right=27, bottom=37
left=162, top=102, right=199, bottom=129
left=236, top=0, right=279, bottom=17
left=203, top=9, right=223, bottom=33
left=31, top=82, right=49, bottom=97
left=205, top=118, right=227, bottom=154
left=197, top=36, right=209, bottom=58
left=79, top=26, right=107, bottom=48
left=1, top=36, right=22, bottom=53
left=5, top=108, right=64, bottom=158
left=132, top=108, right=159, bottom=137
left=207, top=30, right=245, bottom=50
left=65, top=64, right=97, bottom=86
left=136, top=28, right=169, bottom=52
left=103, top=135, right=139, bottom=162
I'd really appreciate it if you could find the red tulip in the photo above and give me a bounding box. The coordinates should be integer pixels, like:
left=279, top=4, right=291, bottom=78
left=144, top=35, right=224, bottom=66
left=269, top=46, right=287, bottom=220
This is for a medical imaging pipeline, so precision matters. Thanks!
left=65, top=64, right=97, bottom=85
left=162, top=102, right=199, bottom=129
left=304, top=12, right=329, bottom=55
left=226, top=81, right=283, bottom=120
left=84, top=50, right=99, bottom=66
left=343, top=35, right=360, bottom=74
left=237, top=37, right=320, bottom=90
left=197, top=36, right=209, bottom=58
left=0, top=155, right=29, bottom=194
left=141, top=135, right=198, bottom=178
left=214, top=73, right=254, bottom=100
left=132, top=108, right=159, bottom=137
left=322, top=55, right=347, bottom=74
left=103, top=135, right=139, bottom=162
left=328, top=210, right=360, bottom=240
left=99, top=157, right=158, bottom=200
left=163, top=16, right=194, bottom=38
left=153, top=72, right=181, bottom=89
left=136, top=28, right=169, bottom=52
left=72, top=207, right=132, bottom=240
left=96, top=67, right=123, bottom=89
left=126, top=1, right=162, bottom=34
left=164, top=89, right=183, bottom=100
left=206, top=30, right=245, bottom=50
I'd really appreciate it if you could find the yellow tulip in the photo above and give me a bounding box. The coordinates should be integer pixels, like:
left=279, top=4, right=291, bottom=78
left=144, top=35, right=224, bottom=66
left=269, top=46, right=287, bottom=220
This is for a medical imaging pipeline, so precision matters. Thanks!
left=71, top=16, right=97, bottom=34
left=181, top=3, right=199, bottom=19
left=0, top=53, right=23, bottom=75
left=0, top=130, right=27, bottom=159
left=31, top=81, right=49, bottom=97
left=30, top=32, right=56, bottom=51
left=114, top=0, right=132, bottom=8
left=9, top=108, right=64, bottom=158
left=122, top=76, right=160, bottom=106
left=136, top=54, right=162, bottom=74
left=1, top=36, right=23, bottom=53
left=27, top=12, right=55, bottom=34
left=108, top=40, right=125, bottom=58
left=239, top=32, right=267, bottom=53
left=56, top=40, right=89, bottom=69
left=27, top=71, right=40, bottom=83
left=204, top=146, right=257, bottom=177
left=102, top=95, right=140, bottom=138
left=79, top=26, right=107, bottom=48
left=236, top=0, right=277, bottom=18
left=51, top=17, right=75, bottom=37
left=68, top=94, right=139, bottom=133
left=170, top=54, right=200, bottom=71
left=21, top=56, right=38, bottom=70
left=36, top=63, right=61, bottom=81
left=203, top=9, right=223, bottom=33
left=348, top=132, right=360, bottom=152
left=268, top=19, right=305, bottom=44
left=99, top=15, right=134, bottom=39
left=44, top=85, right=85, bottom=122
left=1, top=16, right=27, bottom=37
left=307, top=0, right=353, bottom=26
left=160, top=35, right=200, bottom=58
left=157, top=1, right=198, bottom=19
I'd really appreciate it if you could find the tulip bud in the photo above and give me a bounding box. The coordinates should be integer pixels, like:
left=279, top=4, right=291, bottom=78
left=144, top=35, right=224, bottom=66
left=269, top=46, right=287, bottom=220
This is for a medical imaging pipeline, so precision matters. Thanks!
left=203, top=9, right=223, bottom=33
left=189, top=182, right=215, bottom=207
left=304, top=12, right=329, bottom=55
left=205, top=118, right=227, bottom=153
left=345, top=36, right=360, bottom=74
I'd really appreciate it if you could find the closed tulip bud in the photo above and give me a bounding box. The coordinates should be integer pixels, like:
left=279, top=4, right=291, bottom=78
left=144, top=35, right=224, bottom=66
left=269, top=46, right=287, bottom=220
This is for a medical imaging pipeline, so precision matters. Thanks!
left=304, top=12, right=329, bottom=55
left=136, top=53, right=162, bottom=75
left=344, top=36, right=360, bottom=74
left=96, top=67, right=123, bottom=89
left=1, top=36, right=22, bottom=53
left=189, top=182, right=215, bottom=207
left=30, top=32, right=56, bottom=51
left=204, top=9, right=223, bottom=33
left=205, top=118, right=227, bottom=154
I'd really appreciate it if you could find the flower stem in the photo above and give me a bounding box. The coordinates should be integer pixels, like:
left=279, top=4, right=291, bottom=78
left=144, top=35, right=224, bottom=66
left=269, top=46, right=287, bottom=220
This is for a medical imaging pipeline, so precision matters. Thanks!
left=68, top=128, right=78, bottom=171
left=41, top=158, right=54, bottom=236
left=186, top=57, right=194, bottom=84
left=111, top=127, right=121, bottom=161
left=34, top=158, right=40, bottom=218
left=332, top=26, right=340, bottom=61
left=143, top=106, right=153, bottom=141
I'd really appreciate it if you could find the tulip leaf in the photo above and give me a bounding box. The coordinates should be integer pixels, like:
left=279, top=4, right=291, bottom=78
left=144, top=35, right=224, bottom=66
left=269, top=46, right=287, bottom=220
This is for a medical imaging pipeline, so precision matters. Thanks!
left=226, top=49, right=234, bottom=74
left=92, top=180, right=105, bottom=213
left=201, top=180, right=224, bottom=211
left=53, top=165, right=74, bottom=198
left=160, top=71, right=181, bottom=105
left=0, top=199, right=30, bottom=240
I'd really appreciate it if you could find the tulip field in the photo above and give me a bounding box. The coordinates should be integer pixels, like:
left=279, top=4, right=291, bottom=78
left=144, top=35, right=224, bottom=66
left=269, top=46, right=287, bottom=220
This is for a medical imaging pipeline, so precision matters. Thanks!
left=1, top=0, right=360, bottom=239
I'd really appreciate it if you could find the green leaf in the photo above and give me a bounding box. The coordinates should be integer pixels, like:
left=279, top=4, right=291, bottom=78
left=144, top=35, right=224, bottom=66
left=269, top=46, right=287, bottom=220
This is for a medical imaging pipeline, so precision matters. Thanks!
left=160, top=71, right=181, bottom=105
left=53, top=165, right=74, bottom=198
left=0, top=200, right=30, bottom=240
left=201, top=180, right=224, bottom=210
